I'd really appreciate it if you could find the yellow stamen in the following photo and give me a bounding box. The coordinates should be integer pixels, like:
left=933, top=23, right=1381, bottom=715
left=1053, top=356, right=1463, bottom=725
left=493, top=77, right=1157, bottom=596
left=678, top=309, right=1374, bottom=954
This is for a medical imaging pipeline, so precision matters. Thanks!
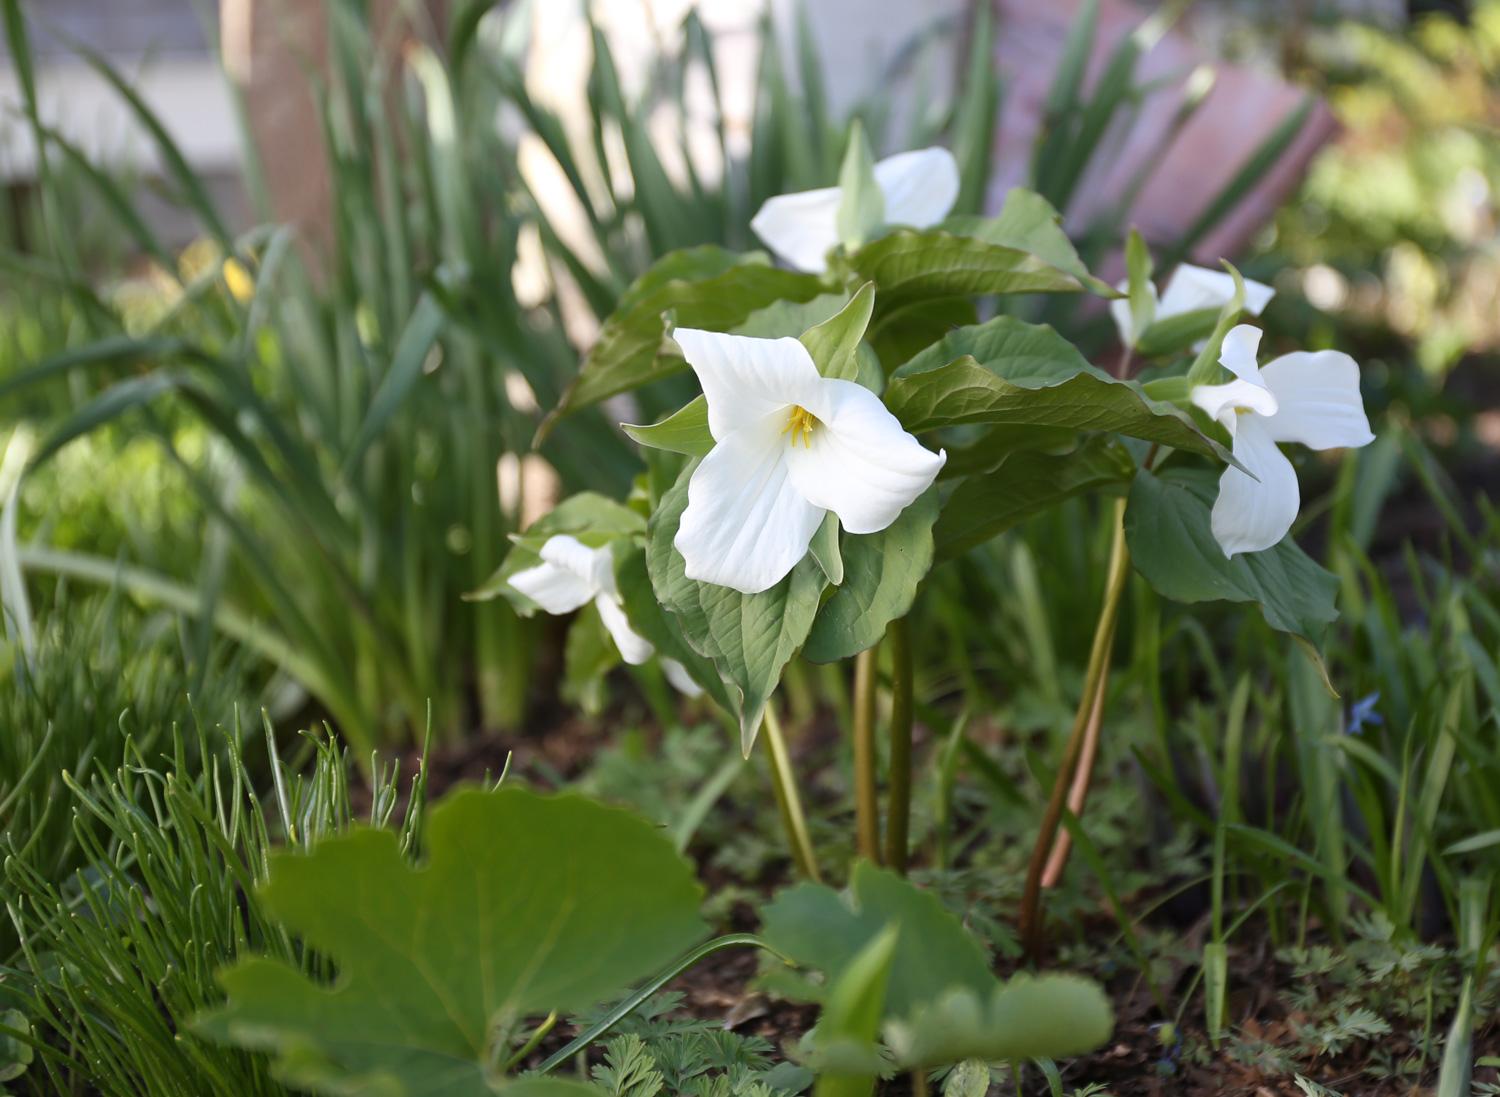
left=782, top=405, right=819, bottom=448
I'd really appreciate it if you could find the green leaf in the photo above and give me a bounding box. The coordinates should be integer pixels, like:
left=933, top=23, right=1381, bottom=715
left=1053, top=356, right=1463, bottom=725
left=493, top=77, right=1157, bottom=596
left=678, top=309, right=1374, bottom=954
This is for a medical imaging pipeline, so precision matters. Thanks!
left=197, top=787, right=705, bottom=1097
left=547, top=247, right=825, bottom=424
left=939, top=424, right=1078, bottom=480
left=646, top=462, right=826, bottom=755
left=562, top=603, right=618, bottom=717
left=836, top=120, right=884, bottom=250
left=933, top=437, right=1135, bottom=561
left=343, top=294, right=446, bottom=473
left=736, top=292, right=852, bottom=339
left=866, top=297, right=979, bottom=374
left=812, top=929, right=899, bottom=1097
left=849, top=229, right=1084, bottom=311
left=809, top=513, right=845, bottom=586
left=1186, top=265, right=1247, bottom=387
left=883, top=316, right=1232, bottom=461
left=615, top=543, right=733, bottom=715
left=1124, top=467, right=1339, bottom=646
left=950, top=0, right=999, bottom=216
left=800, top=282, right=876, bottom=383
left=943, top=188, right=1113, bottom=296
left=1135, top=308, right=1218, bottom=359
left=804, top=489, right=938, bottom=663
left=623, top=396, right=713, bottom=458
left=883, top=975, right=1114, bottom=1068
left=758, top=862, right=993, bottom=1017
left=468, top=493, right=645, bottom=606
left=1124, top=228, right=1155, bottom=344
left=894, top=313, right=1099, bottom=384
left=0, top=1009, right=32, bottom=1084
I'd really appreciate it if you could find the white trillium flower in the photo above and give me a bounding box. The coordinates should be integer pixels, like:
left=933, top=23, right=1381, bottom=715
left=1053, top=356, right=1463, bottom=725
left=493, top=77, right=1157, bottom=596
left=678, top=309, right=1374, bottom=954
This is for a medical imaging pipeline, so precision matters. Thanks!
left=509, top=534, right=703, bottom=697
left=672, top=328, right=947, bottom=595
left=749, top=147, right=960, bottom=273
left=1191, top=324, right=1375, bottom=557
left=1110, top=263, right=1275, bottom=348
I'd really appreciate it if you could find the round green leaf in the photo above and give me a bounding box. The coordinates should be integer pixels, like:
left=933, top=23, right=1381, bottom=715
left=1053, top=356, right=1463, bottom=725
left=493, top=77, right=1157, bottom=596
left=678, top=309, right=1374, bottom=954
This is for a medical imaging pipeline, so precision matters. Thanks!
left=196, top=788, right=706, bottom=1097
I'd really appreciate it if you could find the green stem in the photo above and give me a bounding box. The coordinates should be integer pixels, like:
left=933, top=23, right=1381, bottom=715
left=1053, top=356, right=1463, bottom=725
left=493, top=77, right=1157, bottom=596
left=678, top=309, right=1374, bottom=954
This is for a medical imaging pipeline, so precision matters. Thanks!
left=884, top=617, right=914, bottom=874
left=535, top=934, right=790, bottom=1075
left=852, top=644, right=882, bottom=865
left=762, top=705, right=822, bottom=882
left=502, top=1011, right=556, bottom=1072
left=1018, top=498, right=1131, bottom=960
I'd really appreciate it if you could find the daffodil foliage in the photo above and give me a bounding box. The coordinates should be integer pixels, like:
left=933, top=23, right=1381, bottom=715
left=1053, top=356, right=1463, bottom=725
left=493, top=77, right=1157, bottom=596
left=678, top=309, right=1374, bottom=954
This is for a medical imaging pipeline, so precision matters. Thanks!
left=481, top=139, right=1373, bottom=751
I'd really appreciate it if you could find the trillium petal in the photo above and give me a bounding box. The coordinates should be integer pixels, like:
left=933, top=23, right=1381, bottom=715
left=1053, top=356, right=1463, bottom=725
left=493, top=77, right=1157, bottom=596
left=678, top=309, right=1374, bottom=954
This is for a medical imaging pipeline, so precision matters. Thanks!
left=675, top=418, right=826, bottom=594
left=749, top=185, right=842, bottom=273
left=1219, top=324, right=1266, bottom=386
left=509, top=537, right=600, bottom=614
left=1159, top=264, right=1274, bottom=320
left=538, top=533, right=613, bottom=592
left=1191, top=378, right=1279, bottom=432
left=661, top=657, right=706, bottom=698
left=874, top=147, right=960, bottom=229
left=1258, top=351, right=1375, bottom=450
left=594, top=594, right=654, bottom=665
left=673, top=328, right=821, bottom=441
left=787, top=378, right=946, bottom=535
left=1210, top=416, right=1301, bottom=557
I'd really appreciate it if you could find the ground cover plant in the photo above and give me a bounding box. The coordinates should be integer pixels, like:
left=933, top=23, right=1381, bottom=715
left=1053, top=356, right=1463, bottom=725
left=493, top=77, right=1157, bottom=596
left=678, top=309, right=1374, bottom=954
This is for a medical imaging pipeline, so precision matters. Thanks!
left=1, top=1, right=1498, bottom=1095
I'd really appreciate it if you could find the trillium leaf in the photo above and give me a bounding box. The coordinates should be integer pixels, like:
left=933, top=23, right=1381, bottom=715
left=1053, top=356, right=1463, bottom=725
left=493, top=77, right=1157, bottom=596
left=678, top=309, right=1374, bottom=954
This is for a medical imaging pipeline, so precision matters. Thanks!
left=933, top=437, right=1136, bottom=561
left=849, top=229, right=1084, bottom=310
left=939, top=424, right=1079, bottom=480
left=883, top=975, right=1115, bottom=1069
left=196, top=787, right=706, bottom=1097
left=943, top=187, right=1114, bottom=297
left=866, top=296, right=979, bottom=374
left=468, top=492, right=645, bottom=607
left=646, top=461, right=826, bottom=755
left=1124, top=467, right=1339, bottom=646
left=547, top=246, right=826, bottom=424
left=623, top=395, right=713, bottom=458
left=615, top=543, right=734, bottom=713
left=883, top=315, right=1233, bottom=462
left=758, top=862, right=993, bottom=1017
left=804, top=489, right=938, bottom=663
left=800, top=281, right=876, bottom=383
left=895, top=312, right=1110, bottom=383
left=735, top=292, right=852, bottom=339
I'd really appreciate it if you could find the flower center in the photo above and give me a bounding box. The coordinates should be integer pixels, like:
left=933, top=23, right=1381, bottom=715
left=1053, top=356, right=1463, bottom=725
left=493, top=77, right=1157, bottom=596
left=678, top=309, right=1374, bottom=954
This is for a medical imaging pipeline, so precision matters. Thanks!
left=781, top=405, right=819, bottom=448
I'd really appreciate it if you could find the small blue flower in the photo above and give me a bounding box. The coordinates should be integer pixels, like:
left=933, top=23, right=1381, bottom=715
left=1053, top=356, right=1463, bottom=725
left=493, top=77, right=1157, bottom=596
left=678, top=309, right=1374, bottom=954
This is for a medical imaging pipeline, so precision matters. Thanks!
left=1344, top=692, right=1383, bottom=736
